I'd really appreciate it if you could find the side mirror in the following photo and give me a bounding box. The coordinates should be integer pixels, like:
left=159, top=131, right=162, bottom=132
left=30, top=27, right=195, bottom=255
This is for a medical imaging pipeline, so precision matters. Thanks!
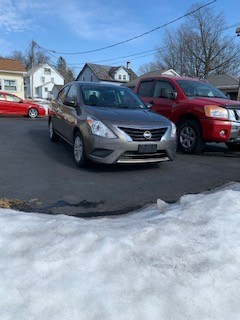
left=64, top=98, right=77, bottom=107
left=169, top=91, right=177, bottom=100
left=161, top=88, right=177, bottom=100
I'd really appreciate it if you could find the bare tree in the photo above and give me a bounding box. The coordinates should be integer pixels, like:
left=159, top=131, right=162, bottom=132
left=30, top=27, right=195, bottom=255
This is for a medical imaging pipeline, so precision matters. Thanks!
left=137, top=61, right=163, bottom=75
left=8, top=43, right=50, bottom=70
left=144, top=2, right=240, bottom=77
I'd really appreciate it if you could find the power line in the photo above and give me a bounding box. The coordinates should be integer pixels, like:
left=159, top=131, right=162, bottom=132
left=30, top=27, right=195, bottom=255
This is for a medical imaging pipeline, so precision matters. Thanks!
left=38, top=0, right=217, bottom=56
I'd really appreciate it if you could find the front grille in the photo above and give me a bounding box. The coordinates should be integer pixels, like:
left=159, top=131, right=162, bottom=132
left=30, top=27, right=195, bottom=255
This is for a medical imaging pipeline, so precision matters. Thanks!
left=117, top=150, right=169, bottom=164
left=118, top=127, right=167, bottom=141
left=224, top=105, right=240, bottom=122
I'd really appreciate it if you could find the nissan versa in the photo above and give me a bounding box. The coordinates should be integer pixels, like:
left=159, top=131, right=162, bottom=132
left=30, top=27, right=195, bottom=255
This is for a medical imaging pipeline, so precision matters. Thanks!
left=48, top=82, right=177, bottom=167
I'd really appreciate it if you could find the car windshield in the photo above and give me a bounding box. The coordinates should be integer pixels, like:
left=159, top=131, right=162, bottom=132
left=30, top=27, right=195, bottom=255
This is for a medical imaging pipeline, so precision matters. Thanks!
left=81, top=86, right=147, bottom=109
left=177, top=80, right=228, bottom=99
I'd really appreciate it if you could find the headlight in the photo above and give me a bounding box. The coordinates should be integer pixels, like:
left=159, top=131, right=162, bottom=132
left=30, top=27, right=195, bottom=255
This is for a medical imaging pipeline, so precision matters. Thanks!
left=87, top=116, right=117, bottom=139
left=228, top=110, right=236, bottom=121
left=204, top=105, right=228, bottom=119
left=170, top=122, right=177, bottom=138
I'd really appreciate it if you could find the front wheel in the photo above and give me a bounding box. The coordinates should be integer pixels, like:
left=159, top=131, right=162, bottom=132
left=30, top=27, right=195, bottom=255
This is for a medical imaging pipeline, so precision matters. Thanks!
left=49, top=119, right=59, bottom=142
left=28, top=108, right=38, bottom=118
left=177, top=119, right=205, bottom=153
left=73, top=132, right=87, bottom=167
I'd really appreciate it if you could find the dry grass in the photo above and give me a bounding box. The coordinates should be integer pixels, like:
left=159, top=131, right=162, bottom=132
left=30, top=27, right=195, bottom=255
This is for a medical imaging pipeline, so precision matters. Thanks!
left=0, top=198, right=22, bottom=209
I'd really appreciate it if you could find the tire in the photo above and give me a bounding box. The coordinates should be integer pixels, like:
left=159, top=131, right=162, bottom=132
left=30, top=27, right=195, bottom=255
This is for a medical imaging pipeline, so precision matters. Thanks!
left=73, top=132, right=86, bottom=167
left=49, top=119, right=59, bottom=142
left=226, top=142, right=240, bottom=151
left=177, top=119, right=205, bottom=153
left=28, top=108, right=38, bottom=118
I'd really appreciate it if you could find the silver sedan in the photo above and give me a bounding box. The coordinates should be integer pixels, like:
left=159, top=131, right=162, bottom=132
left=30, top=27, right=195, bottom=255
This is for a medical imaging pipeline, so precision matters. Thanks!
left=49, top=82, right=177, bottom=167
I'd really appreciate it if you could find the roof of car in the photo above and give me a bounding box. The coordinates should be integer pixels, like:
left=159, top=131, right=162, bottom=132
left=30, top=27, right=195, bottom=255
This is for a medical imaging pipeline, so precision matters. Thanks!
left=68, top=81, right=131, bottom=89
left=139, top=75, right=204, bottom=82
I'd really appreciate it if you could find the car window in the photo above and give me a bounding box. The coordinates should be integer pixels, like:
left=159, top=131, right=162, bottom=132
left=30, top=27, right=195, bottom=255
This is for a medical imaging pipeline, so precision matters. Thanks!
left=153, top=81, right=175, bottom=98
left=137, top=81, right=154, bottom=97
left=5, top=94, right=21, bottom=102
left=81, top=86, right=147, bottom=109
left=66, top=85, right=78, bottom=104
left=177, top=80, right=227, bottom=99
left=58, top=86, right=70, bottom=103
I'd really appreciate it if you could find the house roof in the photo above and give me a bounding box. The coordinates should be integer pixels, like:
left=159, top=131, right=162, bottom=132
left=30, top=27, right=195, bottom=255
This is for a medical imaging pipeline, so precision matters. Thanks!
left=0, top=58, right=26, bottom=73
left=207, top=74, right=239, bottom=89
left=76, top=63, right=137, bottom=82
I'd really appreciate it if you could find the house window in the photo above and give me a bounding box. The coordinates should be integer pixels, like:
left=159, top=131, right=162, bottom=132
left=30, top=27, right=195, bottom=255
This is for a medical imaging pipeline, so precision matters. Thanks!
left=4, top=79, right=17, bottom=91
left=41, top=77, right=45, bottom=83
left=44, top=68, right=51, bottom=75
left=123, top=75, right=126, bottom=80
left=44, top=87, right=48, bottom=92
left=118, top=75, right=122, bottom=80
left=90, top=75, right=93, bottom=82
left=83, top=76, right=85, bottom=82
left=51, top=77, right=54, bottom=82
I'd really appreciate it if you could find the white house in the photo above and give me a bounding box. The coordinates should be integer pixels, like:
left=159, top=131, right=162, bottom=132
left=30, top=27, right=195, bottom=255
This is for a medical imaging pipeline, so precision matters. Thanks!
left=76, top=63, right=137, bottom=85
left=25, top=63, right=64, bottom=100
left=0, top=58, right=26, bottom=99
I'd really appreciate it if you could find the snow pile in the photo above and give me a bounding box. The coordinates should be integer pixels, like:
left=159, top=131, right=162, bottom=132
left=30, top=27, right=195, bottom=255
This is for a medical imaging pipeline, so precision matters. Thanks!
left=1, top=184, right=240, bottom=320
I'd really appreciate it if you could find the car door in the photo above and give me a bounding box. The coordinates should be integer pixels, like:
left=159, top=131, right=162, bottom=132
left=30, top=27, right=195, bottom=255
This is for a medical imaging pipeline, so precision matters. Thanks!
left=5, top=93, right=26, bottom=115
left=61, top=84, right=79, bottom=143
left=0, top=93, right=8, bottom=114
left=52, top=85, right=70, bottom=134
left=150, top=80, right=176, bottom=119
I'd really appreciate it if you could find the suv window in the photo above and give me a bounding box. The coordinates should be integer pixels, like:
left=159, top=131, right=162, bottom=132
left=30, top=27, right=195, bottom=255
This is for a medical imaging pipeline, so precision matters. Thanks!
left=153, top=81, right=175, bottom=98
left=58, top=86, right=70, bottom=103
left=138, top=81, right=154, bottom=97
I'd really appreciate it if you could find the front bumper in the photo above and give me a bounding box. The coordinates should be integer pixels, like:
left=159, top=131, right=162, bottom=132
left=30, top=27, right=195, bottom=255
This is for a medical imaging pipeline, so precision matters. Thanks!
left=201, top=119, right=240, bottom=143
left=84, top=129, right=177, bottom=164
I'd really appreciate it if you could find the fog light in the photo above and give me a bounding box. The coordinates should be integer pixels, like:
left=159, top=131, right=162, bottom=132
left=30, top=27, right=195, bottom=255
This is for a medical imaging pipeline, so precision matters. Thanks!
left=219, top=130, right=226, bottom=137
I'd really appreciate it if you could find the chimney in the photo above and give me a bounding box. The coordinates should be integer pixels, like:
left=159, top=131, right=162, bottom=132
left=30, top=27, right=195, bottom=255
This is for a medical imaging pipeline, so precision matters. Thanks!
left=126, top=61, right=130, bottom=69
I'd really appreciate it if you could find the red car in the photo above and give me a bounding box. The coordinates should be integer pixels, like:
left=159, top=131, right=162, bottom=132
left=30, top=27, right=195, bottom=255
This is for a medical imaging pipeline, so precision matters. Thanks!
left=0, top=91, right=46, bottom=118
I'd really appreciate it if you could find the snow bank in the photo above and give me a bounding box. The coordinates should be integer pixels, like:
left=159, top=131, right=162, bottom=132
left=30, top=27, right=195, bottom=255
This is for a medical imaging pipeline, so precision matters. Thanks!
left=1, top=183, right=240, bottom=320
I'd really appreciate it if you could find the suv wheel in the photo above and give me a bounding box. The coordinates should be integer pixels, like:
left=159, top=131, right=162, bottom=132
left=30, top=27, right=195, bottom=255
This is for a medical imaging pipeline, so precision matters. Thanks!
left=73, top=132, right=86, bottom=167
left=49, top=119, right=58, bottom=142
left=178, top=120, right=205, bottom=153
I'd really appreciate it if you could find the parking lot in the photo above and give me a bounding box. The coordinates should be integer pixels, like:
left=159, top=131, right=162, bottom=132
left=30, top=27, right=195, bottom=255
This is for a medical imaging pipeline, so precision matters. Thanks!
left=1, top=116, right=240, bottom=217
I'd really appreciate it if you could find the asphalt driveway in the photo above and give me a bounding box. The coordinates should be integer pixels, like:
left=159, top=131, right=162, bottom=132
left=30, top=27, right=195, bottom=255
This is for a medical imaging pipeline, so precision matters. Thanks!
left=1, top=117, right=240, bottom=217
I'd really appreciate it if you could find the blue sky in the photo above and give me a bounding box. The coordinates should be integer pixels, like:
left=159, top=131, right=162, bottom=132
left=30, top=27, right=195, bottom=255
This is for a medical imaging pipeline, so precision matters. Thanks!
left=0, top=0, right=239, bottom=76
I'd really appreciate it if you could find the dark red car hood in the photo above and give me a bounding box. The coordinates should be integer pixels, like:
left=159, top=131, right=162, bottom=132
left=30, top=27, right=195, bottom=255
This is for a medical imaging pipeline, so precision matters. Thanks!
left=191, top=97, right=240, bottom=107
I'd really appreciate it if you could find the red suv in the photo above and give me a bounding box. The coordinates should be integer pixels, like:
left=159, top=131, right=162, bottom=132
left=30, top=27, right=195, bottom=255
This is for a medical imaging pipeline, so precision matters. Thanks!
left=134, top=76, right=240, bottom=153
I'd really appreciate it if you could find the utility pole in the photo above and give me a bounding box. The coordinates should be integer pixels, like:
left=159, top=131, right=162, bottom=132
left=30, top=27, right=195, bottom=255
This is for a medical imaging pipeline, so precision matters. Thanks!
left=236, top=28, right=240, bottom=100
left=31, top=40, right=36, bottom=101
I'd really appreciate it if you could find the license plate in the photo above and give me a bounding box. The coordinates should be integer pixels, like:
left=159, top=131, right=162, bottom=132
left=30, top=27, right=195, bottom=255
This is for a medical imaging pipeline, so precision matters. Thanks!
left=138, top=144, right=157, bottom=153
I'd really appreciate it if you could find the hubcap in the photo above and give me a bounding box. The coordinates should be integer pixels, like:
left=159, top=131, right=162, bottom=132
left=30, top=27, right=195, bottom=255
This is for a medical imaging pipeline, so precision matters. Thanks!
left=180, top=126, right=196, bottom=149
left=74, top=136, right=83, bottom=162
left=29, top=108, right=38, bottom=118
